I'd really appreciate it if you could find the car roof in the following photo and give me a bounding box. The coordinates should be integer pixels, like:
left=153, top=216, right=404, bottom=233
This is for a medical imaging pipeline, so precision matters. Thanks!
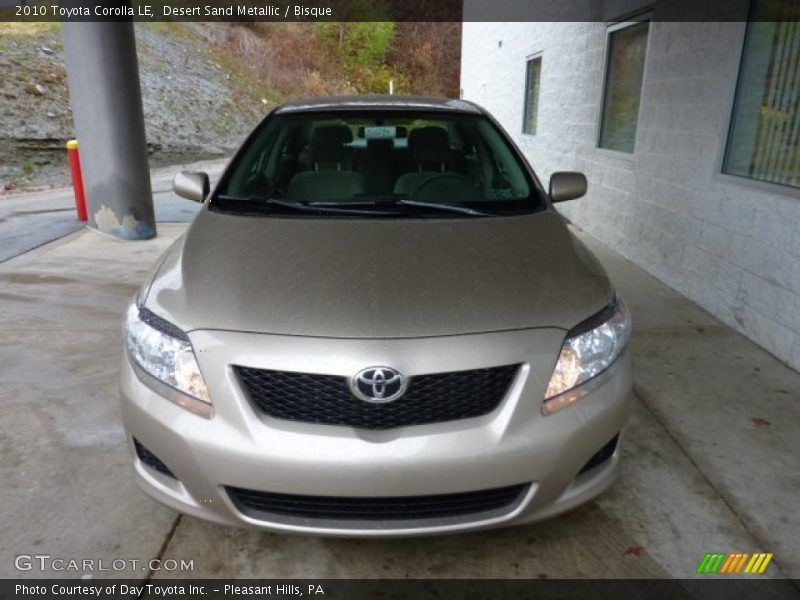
left=273, top=95, right=484, bottom=115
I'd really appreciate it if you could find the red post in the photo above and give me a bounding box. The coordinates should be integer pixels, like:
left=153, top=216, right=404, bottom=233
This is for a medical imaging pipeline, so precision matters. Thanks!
left=66, top=139, right=88, bottom=222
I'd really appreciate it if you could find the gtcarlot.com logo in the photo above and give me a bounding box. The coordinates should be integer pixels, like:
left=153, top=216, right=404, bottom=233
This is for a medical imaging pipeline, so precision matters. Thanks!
left=696, top=552, right=773, bottom=575
left=15, top=554, right=194, bottom=573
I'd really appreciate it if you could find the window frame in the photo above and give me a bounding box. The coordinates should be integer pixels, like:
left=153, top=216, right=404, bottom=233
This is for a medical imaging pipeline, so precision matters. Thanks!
left=717, top=16, right=800, bottom=197
left=595, top=17, right=652, bottom=156
left=522, top=53, right=543, bottom=136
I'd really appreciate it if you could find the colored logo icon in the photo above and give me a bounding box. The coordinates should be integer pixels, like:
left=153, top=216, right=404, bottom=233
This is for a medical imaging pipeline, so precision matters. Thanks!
left=696, top=552, right=773, bottom=574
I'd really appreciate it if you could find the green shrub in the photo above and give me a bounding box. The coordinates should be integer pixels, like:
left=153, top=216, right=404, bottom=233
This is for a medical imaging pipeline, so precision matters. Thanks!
left=318, top=22, right=396, bottom=72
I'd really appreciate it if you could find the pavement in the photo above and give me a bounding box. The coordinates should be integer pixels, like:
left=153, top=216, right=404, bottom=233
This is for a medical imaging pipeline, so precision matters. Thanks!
left=0, top=159, right=227, bottom=263
left=0, top=182, right=798, bottom=587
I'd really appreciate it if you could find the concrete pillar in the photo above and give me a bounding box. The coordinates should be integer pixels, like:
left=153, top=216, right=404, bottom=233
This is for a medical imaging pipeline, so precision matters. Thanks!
left=61, top=21, right=155, bottom=240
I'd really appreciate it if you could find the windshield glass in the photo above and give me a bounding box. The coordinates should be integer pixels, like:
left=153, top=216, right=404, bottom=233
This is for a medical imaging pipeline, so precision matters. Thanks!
left=213, top=110, right=543, bottom=217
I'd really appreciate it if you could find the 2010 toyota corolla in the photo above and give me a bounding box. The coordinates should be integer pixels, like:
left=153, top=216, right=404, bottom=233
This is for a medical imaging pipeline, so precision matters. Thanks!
left=119, top=96, right=633, bottom=536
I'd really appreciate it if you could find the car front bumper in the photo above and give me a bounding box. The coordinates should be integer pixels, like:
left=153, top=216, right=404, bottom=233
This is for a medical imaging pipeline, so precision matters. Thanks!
left=119, top=327, right=633, bottom=536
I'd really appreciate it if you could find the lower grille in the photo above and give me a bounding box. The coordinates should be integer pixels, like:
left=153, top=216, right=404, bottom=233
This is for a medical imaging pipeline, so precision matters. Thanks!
left=235, top=364, right=520, bottom=429
left=227, top=484, right=528, bottom=527
left=133, top=438, right=176, bottom=479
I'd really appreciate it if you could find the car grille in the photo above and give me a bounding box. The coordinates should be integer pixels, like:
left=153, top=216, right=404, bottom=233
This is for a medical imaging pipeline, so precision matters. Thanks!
left=133, top=438, right=176, bottom=479
left=578, top=434, right=619, bottom=475
left=235, top=364, right=520, bottom=429
left=227, top=484, right=528, bottom=526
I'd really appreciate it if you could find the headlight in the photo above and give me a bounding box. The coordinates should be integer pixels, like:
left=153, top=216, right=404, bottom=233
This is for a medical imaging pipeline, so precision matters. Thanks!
left=543, top=296, right=631, bottom=415
left=123, top=299, right=213, bottom=418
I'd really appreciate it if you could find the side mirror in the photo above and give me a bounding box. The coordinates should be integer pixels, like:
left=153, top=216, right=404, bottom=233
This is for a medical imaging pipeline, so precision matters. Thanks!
left=549, top=171, right=587, bottom=203
left=173, top=171, right=210, bottom=203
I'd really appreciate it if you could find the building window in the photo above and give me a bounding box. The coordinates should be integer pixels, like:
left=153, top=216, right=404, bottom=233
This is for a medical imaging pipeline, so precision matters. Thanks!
left=724, top=2, right=799, bottom=189
left=523, top=56, right=542, bottom=135
left=598, top=21, right=650, bottom=153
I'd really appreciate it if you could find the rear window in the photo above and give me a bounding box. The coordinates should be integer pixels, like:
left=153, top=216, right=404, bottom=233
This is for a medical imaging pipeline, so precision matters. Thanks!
left=215, top=111, right=540, bottom=210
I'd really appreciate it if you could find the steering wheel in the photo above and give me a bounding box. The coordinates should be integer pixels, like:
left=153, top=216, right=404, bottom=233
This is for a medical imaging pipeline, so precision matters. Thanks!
left=411, top=173, right=480, bottom=201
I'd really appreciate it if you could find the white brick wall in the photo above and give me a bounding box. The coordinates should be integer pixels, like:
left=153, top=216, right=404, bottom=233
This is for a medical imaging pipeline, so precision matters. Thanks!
left=461, top=20, right=800, bottom=372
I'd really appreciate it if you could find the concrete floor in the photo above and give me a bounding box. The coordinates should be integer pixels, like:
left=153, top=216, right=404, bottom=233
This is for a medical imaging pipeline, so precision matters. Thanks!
left=0, top=159, right=225, bottom=263
left=0, top=207, right=798, bottom=583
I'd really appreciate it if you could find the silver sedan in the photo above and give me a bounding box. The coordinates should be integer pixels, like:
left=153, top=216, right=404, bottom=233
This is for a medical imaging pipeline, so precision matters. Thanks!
left=119, top=96, right=633, bottom=536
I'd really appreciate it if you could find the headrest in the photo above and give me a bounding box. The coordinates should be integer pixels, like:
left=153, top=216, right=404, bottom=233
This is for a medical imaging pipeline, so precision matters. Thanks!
left=309, top=125, right=353, bottom=164
left=408, top=126, right=449, bottom=164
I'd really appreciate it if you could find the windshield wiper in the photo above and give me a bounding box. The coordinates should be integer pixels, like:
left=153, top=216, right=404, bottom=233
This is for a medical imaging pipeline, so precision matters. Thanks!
left=396, top=199, right=497, bottom=217
left=313, top=197, right=499, bottom=218
left=215, top=195, right=398, bottom=216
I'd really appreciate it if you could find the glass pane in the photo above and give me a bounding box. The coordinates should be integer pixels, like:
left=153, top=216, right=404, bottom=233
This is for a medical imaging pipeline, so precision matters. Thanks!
left=724, top=0, right=800, bottom=188
left=218, top=111, right=533, bottom=205
left=599, top=22, right=650, bottom=153
left=524, top=57, right=541, bottom=134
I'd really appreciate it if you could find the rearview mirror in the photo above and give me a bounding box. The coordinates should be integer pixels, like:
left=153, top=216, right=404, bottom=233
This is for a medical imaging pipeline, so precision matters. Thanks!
left=173, top=171, right=210, bottom=203
left=549, top=172, right=587, bottom=203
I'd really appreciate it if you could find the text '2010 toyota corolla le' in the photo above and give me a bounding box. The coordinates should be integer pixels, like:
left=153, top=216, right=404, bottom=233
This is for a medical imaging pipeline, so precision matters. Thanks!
left=119, top=96, right=633, bottom=536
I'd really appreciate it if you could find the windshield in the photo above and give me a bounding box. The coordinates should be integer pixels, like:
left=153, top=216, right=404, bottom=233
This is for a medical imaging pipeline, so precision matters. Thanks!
left=212, top=110, right=544, bottom=217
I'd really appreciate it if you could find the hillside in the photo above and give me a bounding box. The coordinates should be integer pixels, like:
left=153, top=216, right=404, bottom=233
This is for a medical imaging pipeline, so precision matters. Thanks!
left=0, top=22, right=461, bottom=194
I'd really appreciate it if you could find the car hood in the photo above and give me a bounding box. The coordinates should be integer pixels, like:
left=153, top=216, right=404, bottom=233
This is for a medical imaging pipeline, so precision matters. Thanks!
left=143, top=207, right=612, bottom=338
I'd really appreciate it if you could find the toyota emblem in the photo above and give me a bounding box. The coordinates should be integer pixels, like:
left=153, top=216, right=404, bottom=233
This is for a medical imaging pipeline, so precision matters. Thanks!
left=351, top=367, right=407, bottom=403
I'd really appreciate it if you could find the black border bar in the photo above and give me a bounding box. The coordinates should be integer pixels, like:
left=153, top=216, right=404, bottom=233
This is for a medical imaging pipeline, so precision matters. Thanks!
left=1, top=0, right=797, bottom=22
left=3, top=579, right=800, bottom=600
